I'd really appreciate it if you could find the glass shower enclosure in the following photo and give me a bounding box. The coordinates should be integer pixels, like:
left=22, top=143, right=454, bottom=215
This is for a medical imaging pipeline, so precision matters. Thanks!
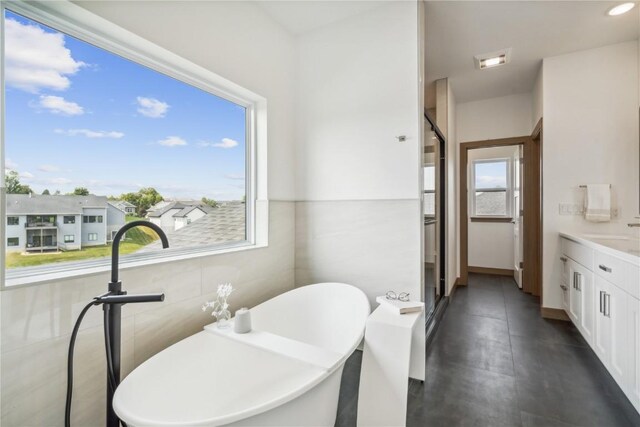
left=423, top=113, right=446, bottom=328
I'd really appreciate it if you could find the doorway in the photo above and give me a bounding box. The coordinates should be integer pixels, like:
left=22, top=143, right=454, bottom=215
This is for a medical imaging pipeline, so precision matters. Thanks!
left=459, top=120, right=542, bottom=298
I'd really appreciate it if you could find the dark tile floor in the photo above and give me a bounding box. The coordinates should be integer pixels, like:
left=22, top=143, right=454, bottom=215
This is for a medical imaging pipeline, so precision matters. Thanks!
left=335, top=273, right=640, bottom=427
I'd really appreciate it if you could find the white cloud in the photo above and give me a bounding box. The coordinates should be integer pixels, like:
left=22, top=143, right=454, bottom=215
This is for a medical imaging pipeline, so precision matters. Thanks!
left=5, top=158, right=18, bottom=171
left=225, top=174, right=245, bottom=180
left=55, top=128, right=124, bottom=139
left=213, top=138, right=239, bottom=149
left=136, top=97, right=169, bottom=118
left=4, top=18, right=85, bottom=93
left=20, top=171, right=34, bottom=179
left=35, top=95, right=84, bottom=116
left=49, top=177, right=72, bottom=185
left=476, top=175, right=507, bottom=188
left=158, top=136, right=187, bottom=147
left=37, top=164, right=60, bottom=172
left=200, top=138, right=240, bottom=149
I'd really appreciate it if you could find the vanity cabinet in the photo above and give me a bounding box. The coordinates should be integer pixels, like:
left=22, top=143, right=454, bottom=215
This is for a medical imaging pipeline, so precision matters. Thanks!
left=560, top=235, right=640, bottom=413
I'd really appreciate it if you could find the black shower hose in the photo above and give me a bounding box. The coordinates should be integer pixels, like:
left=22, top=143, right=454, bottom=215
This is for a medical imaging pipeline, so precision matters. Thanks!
left=65, top=301, right=127, bottom=427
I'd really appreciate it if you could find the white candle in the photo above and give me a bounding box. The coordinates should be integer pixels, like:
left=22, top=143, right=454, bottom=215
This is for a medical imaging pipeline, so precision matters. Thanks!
left=234, top=307, right=252, bottom=334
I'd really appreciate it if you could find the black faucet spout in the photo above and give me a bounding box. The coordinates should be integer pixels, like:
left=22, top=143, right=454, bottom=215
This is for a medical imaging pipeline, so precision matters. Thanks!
left=110, top=220, right=169, bottom=284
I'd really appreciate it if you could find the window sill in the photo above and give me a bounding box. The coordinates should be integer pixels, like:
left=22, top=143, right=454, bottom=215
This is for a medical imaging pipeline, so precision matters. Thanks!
left=470, top=217, right=513, bottom=223
left=3, top=241, right=267, bottom=289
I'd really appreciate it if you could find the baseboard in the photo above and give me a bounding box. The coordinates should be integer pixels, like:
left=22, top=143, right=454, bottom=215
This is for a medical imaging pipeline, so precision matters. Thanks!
left=449, top=277, right=461, bottom=298
left=541, top=307, right=570, bottom=321
left=468, top=266, right=514, bottom=276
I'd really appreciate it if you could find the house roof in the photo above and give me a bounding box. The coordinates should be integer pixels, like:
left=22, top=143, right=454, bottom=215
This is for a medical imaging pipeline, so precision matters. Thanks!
left=6, top=194, right=108, bottom=215
left=112, top=200, right=136, bottom=208
left=172, top=205, right=213, bottom=218
left=146, top=202, right=188, bottom=218
left=139, top=202, right=246, bottom=251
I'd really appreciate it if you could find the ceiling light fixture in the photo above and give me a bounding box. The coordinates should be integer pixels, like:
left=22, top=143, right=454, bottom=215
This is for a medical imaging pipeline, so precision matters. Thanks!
left=607, top=2, right=636, bottom=16
left=474, top=48, right=512, bottom=70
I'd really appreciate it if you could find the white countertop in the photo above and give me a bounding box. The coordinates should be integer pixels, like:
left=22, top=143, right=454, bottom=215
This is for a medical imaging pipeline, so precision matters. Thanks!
left=560, top=232, right=640, bottom=267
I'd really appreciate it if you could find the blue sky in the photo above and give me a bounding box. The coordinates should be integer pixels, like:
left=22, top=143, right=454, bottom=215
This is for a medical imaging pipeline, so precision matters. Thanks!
left=474, top=160, right=507, bottom=189
left=4, top=9, right=246, bottom=201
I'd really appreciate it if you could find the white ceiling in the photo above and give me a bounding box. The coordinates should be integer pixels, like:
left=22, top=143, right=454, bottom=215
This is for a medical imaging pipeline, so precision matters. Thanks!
left=426, top=1, right=639, bottom=107
left=255, top=0, right=383, bottom=35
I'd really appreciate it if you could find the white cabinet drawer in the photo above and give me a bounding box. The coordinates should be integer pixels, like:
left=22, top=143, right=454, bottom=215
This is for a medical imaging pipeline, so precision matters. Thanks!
left=562, top=238, right=594, bottom=270
left=595, top=251, right=639, bottom=299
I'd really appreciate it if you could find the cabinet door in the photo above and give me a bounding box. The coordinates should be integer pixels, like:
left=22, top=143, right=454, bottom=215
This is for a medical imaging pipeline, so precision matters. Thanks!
left=568, top=260, right=581, bottom=324
left=593, top=275, right=611, bottom=363
left=575, top=262, right=594, bottom=345
left=628, top=296, right=640, bottom=412
left=608, top=284, right=628, bottom=386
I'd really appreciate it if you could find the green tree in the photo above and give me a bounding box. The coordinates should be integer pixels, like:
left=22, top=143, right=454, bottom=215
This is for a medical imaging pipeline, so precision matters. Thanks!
left=42, top=189, right=50, bottom=195
left=5, top=171, right=32, bottom=194
left=121, top=187, right=163, bottom=216
left=201, top=197, right=218, bottom=208
left=72, top=187, right=90, bottom=196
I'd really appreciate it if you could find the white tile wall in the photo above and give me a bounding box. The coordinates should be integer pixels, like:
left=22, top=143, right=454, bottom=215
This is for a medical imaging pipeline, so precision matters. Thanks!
left=295, top=200, right=422, bottom=306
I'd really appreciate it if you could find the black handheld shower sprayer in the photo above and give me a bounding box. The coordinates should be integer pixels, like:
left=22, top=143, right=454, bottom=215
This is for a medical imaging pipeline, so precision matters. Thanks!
left=65, top=221, right=169, bottom=427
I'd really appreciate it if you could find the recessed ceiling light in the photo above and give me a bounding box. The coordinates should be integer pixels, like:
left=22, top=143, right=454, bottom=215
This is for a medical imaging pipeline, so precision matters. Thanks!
left=607, top=2, right=636, bottom=16
left=474, top=48, right=512, bottom=70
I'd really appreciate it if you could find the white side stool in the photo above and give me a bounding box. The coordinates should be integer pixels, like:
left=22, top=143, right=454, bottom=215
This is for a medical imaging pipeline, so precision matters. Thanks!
left=356, top=304, right=425, bottom=427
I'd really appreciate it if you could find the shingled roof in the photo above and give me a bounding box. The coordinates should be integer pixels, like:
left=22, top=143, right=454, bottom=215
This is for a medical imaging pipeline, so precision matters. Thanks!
left=6, top=194, right=108, bottom=215
left=138, top=202, right=246, bottom=251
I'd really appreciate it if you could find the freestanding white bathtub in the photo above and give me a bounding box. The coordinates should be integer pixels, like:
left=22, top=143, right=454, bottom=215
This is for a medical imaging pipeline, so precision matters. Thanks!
left=113, top=283, right=371, bottom=426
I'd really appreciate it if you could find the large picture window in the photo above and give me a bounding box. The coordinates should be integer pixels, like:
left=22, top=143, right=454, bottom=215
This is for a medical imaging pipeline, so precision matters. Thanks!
left=471, top=159, right=511, bottom=217
left=2, top=4, right=258, bottom=283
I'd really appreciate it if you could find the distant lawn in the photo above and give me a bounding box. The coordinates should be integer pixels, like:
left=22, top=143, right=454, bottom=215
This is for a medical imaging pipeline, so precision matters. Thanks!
left=6, top=217, right=160, bottom=269
left=5, top=242, right=146, bottom=269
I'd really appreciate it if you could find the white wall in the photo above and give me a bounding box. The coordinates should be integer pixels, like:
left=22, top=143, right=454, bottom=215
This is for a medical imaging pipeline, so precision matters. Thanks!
left=542, top=40, right=639, bottom=309
left=1, top=2, right=297, bottom=425
left=294, top=1, right=421, bottom=303
left=293, top=1, right=424, bottom=366
left=457, top=93, right=533, bottom=143
left=295, top=2, right=419, bottom=201
left=467, top=145, right=519, bottom=270
left=532, top=65, right=543, bottom=126
left=446, top=81, right=458, bottom=292
left=456, top=93, right=532, bottom=273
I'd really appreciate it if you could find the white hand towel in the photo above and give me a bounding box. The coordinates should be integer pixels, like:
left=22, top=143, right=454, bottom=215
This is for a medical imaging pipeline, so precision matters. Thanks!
left=585, top=184, right=611, bottom=222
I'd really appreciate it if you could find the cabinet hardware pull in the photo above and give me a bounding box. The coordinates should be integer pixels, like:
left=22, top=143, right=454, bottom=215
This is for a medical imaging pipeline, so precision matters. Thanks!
left=575, top=272, right=581, bottom=291
left=560, top=257, right=568, bottom=262
left=598, top=264, right=612, bottom=273
left=561, top=284, right=567, bottom=290
left=599, top=291, right=605, bottom=314
left=604, top=293, right=611, bottom=317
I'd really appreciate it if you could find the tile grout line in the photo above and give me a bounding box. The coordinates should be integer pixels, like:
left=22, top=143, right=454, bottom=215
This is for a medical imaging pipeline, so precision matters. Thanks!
left=501, top=277, right=522, bottom=426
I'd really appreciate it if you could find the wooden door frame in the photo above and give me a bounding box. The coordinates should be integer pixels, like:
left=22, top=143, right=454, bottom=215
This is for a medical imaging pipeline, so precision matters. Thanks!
left=459, top=119, right=543, bottom=297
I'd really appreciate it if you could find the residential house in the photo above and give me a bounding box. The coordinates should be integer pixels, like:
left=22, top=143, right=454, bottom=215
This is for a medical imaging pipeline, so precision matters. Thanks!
left=141, top=202, right=245, bottom=251
left=5, top=194, right=126, bottom=252
left=146, top=201, right=213, bottom=232
left=110, top=200, right=136, bottom=214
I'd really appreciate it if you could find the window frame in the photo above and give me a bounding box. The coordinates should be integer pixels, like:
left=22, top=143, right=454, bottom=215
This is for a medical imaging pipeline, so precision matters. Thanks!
left=1, top=0, right=268, bottom=288
left=7, top=237, right=19, bottom=247
left=64, top=234, right=74, bottom=243
left=470, top=158, right=513, bottom=219
left=7, top=216, right=19, bottom=226
left=87, top=233, right=98, bottom=242
left=63, top=216, right=75, bottom=224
